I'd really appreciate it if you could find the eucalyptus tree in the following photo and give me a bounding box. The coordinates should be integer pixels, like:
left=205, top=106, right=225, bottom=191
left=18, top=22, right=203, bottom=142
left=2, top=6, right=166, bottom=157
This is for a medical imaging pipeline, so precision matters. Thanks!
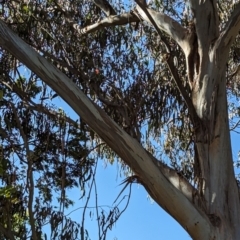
left=0, top=0, right=240, bottom=239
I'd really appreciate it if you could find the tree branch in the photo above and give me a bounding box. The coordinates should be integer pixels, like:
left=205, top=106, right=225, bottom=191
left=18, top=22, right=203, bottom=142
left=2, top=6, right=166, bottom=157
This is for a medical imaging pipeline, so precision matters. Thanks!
left=188, top=0, right=219, bottom=49
left=0, top=19, right=214, bottom=239
left=217, top=2, right=240, bottom=55
left=72, top=12, right=139, bottom=35
left=10, top=103, right=38, bottom=240
left=165, top=51, right=200, bottom=126
left=92, top=0, right=117, bottom=16
left=136, top=4, right=199, bottom=126
left=134, top=3, right=188, bottom=51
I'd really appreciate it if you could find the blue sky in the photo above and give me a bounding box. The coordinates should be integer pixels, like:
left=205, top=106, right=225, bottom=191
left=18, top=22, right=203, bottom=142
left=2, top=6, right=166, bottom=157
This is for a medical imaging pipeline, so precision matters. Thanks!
left=54, top=98, right=192, bottom=240
left=82, top=163, right=191, bottom=240
left=71, top=162, right=191, bottom=240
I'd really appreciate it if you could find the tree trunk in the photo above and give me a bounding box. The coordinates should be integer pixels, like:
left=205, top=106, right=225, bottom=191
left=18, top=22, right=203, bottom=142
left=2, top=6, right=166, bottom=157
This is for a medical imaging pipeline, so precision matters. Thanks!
left=192, top=52, right=240, bottom=238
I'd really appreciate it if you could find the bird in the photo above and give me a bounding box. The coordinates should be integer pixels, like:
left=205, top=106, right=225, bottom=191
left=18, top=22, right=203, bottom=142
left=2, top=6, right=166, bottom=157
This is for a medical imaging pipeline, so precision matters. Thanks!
left=92, top=0, right=117, bottom=17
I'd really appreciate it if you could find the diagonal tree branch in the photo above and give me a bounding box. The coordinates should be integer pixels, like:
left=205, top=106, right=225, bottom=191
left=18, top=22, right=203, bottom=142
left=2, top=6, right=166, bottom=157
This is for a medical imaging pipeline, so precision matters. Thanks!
left=70, top=12, right=139, bottom=35
left=134, top=3, right=188, bottom=51
left=134, top=0, right=199, bottom=125
left=217, top=2, right=240, bottom=55
left=53, top=0, right=129, bottom=36
left=72, top=1, right=188, bottom=52
left=0, top=19, right=214, bottom=239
